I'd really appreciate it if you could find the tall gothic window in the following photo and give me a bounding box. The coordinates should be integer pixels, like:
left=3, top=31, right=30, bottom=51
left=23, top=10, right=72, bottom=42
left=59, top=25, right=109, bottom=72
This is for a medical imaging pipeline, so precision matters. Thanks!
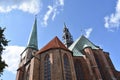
left=74, top=59, right=84, bottom=80
left=44, top=55, right=51, bottom=80
left=63, top=54, right=72, bottom=80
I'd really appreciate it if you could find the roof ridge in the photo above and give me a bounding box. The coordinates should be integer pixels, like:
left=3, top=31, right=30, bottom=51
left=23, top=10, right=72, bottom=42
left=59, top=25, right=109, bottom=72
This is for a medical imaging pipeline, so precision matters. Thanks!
left=81, top=35, right=98, bottom=48
left=37, top=36, right=70, bottom=54
left=69, top=35, right=99, bottom=56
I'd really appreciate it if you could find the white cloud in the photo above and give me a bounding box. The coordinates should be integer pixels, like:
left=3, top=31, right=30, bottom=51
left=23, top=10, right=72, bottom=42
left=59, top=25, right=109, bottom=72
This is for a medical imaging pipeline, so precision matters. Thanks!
left=2, top=46, right=25, bottom=74
left=42, top=6, right=53, bottom=26
left=59, top=0, right=64, bottom=6
left=52, top=8, right=57, bottom=21
left=104, top=0, right=120, bottom=31
left=85, top=28, right=93, bottom=38
left=0, top=0, right=41, bottom=14
left=0, top=0, right=64, bottom=26
left=42, top=0, right=64, bottom=26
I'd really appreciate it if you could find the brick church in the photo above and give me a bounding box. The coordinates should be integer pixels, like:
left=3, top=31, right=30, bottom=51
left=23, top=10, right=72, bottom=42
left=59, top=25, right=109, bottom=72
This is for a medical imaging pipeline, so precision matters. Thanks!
left=16, top=18, right=120, bottom=80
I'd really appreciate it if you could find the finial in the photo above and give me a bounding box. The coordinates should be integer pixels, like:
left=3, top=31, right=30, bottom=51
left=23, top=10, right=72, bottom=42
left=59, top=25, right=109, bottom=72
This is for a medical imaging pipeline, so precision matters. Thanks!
left=64, top=22, right=67, bottom=28
left=80, top=27, right=85, bottom=36
left=80, top=28, right=83, bottom=35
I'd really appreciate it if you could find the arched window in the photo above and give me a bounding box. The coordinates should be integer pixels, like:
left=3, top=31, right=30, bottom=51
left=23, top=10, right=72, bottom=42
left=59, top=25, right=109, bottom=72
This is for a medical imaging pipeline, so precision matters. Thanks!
left=44, top=55, right=51, bottom=80
left=74, top=59, right=84, bottom=80
left=63, top=54, right=72, bottom=80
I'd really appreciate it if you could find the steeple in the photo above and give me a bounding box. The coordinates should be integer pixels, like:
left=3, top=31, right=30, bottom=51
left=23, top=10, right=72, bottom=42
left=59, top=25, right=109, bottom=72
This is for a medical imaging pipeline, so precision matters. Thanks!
left=27, top=16, right=38, bottom=50
left=16, top=17, right=39, bottom=80
left=62, top=23, right=73, bottom=48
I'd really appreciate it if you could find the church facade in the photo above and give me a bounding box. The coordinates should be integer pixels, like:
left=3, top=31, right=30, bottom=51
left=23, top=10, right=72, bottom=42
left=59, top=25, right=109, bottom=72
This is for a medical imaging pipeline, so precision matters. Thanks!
left=16, top=18, right=120, bottom=80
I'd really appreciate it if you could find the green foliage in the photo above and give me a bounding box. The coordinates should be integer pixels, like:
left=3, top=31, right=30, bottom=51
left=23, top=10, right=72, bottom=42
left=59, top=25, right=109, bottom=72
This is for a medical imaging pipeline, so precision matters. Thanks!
left=0, top=27, right=9, bottom=76
left=0, top=56, right=7, bottom=76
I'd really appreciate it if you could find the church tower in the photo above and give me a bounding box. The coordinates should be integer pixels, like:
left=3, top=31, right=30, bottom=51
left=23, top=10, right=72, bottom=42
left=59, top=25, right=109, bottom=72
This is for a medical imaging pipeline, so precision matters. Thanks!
left=16, top=17, right=38, bottom=80
left=62, top=23, right=73, bottom=48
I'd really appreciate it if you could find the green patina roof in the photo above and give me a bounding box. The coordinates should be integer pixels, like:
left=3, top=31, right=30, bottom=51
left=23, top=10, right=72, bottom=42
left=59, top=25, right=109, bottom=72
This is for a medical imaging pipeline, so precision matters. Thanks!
left=27, top=17, right=38, bottom=50
left=69, top=35, right=99, bottom=56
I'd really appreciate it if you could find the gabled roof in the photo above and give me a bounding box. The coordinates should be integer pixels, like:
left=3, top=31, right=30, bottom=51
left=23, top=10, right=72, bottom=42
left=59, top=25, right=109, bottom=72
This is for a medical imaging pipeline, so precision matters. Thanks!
left=69, top=35, right=99, bottom=56
left=37, top=36, right=70, bottom=54
left=27, top=17, right=38, bottom=50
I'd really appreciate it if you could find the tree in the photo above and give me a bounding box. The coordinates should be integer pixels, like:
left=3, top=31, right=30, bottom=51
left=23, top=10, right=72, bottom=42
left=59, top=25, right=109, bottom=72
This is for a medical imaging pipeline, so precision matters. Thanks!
left=0, top=27, right=9, bottom=76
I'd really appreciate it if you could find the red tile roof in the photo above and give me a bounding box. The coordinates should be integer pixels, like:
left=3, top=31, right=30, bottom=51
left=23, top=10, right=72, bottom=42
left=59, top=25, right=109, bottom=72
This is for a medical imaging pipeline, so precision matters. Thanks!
left=37, top=36, right=70, bottom=54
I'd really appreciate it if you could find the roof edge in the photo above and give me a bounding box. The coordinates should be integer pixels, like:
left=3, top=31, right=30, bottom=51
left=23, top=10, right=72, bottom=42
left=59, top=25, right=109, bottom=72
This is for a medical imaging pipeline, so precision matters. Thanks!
left=36, top=47, right=72, bottom=54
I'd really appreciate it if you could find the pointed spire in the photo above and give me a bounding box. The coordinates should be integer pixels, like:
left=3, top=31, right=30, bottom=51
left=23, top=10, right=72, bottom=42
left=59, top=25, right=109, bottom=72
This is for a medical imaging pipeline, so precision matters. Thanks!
left=62, top=23, right=73, bottom=48
left=27, top=16, right=38, bottom=50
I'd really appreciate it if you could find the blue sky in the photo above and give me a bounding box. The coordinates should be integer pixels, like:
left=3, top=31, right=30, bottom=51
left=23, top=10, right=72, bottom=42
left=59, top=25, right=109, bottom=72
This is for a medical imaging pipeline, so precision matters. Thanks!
left=0, top=0, right=120, bottom=80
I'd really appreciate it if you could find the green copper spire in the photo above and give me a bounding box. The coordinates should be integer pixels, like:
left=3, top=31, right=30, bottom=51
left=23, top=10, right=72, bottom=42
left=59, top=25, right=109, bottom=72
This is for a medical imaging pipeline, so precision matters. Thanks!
left=27, top=17, right=38, bottom=50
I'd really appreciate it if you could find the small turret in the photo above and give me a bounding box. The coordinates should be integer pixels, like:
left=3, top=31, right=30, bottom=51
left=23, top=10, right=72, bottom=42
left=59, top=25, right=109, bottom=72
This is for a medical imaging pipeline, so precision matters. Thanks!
left=62, top=23, right=73, bottom=47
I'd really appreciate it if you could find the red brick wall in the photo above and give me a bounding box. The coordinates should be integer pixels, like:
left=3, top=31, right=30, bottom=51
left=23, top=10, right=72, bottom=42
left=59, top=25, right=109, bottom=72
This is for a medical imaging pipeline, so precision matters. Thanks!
left=73, top=56, right=94, bottom=80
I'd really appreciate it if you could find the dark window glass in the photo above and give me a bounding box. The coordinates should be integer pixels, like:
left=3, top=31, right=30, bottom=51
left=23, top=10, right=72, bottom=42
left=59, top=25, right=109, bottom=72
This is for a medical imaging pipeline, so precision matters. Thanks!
left=44, top=55, right=51, bottom=80
left=63, top=54, right=72, bottom=80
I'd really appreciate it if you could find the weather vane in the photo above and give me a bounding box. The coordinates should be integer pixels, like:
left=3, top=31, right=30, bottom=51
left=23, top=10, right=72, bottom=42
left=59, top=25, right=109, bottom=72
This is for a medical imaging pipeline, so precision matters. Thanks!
left=80, top=27, right=84, bottom=36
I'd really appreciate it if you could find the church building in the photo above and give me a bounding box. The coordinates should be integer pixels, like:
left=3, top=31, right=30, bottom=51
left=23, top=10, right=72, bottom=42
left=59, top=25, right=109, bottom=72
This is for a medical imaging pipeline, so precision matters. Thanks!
left=16, top=18, right=120, bottom=80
